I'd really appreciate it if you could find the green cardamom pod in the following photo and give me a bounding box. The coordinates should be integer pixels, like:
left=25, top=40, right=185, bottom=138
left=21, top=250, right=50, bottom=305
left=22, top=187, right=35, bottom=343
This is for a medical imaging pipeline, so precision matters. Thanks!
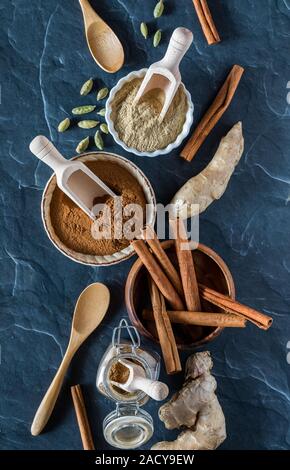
left=97, top=108, right=106, bottom=117
left=100, top=123, right=109, bottom=134
left=72, top=105, right=96, bottom=115
left=94, top=130, right=104, bottom=150
left=97, top=87, right=109, bottom=100
left=76, top=136, right=90, bottom=154
left=57, top=118, right=70, bottom=133
left=153, top=29, right=162, bottom=47
left=154, top=0, right=164, bottom=18
left=80, top=78, right=93, bottom=96
left=78, top=120, right=99, bottom=129
left=140, top=22, right=148, bottom=39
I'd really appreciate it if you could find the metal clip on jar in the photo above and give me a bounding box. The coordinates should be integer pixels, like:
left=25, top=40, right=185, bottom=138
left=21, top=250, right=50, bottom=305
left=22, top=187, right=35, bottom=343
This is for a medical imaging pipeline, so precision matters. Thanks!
left=96, top=319, right=160, bottom=449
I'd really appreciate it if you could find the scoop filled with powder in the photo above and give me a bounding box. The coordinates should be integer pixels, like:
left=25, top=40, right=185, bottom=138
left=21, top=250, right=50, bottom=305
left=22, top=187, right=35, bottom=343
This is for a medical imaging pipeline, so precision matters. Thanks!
left=110, top=78, right=188, bottom=153
left=49, top=160, right=147, bottom=256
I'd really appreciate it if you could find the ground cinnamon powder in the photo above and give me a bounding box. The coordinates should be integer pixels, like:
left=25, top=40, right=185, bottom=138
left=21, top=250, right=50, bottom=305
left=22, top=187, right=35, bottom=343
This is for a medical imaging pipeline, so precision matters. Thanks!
left=50, top=160, right=147, bottom=256
left=109, top=361, right=130, bottom=384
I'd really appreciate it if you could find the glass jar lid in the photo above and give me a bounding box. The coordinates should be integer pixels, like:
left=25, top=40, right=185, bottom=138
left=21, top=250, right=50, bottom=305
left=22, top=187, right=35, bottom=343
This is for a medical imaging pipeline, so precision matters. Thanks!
left=103, top=405, right=154, bottom=449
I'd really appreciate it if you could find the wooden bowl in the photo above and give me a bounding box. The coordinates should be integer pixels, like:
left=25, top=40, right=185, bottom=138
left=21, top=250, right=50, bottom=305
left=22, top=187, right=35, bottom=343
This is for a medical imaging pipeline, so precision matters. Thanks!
left=125, top=241, right=235, bottom=349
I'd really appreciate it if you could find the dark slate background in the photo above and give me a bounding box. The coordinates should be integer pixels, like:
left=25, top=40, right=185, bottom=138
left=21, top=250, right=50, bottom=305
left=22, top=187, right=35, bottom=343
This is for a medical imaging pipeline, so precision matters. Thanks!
left=1, top=0, right=290, bottom=450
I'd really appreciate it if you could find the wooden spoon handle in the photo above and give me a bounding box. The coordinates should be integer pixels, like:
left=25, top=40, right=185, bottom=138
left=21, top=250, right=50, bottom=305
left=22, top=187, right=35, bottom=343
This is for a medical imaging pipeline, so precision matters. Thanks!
left=79, top=0, right=102, bottom=26
left=31, top=347, right=76, bottom=436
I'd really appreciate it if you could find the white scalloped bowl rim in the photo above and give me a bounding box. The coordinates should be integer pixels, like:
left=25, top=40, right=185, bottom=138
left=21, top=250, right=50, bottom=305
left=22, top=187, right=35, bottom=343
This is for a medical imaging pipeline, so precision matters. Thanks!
left=41, top=152, right=157, bottom=267
left=106, top=68, right=194, bottom=157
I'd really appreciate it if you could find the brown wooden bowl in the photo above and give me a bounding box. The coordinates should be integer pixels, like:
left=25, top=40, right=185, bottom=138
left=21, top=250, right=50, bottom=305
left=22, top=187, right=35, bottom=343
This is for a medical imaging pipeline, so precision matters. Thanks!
left=125, top=241, right=235, bottom=349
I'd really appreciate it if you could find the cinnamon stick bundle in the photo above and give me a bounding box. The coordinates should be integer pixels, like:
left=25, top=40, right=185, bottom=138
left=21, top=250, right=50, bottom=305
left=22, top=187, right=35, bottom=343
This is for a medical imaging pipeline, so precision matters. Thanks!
left=131, top=239, right=184, bottom=311
left=181, top=65, right=244, bottom=162
left=199, top=284, right=273, bottom=330
left=170, top=218, right=201, bottom=311
left=192, top=0, right=220, bottom=45
left=148, top=277, right=181, bottom=375
left=143, top=309, right=246, bottom=328
left=142, top=225, right=184, bottom=298
left=71, top=385, right=95, bottom=451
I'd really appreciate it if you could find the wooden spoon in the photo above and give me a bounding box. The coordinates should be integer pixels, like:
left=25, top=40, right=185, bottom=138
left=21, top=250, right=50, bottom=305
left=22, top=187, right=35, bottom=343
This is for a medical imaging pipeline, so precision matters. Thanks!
left=79, top=0, right=124, bottom=73
left=31, top=283, right=110, bottom=436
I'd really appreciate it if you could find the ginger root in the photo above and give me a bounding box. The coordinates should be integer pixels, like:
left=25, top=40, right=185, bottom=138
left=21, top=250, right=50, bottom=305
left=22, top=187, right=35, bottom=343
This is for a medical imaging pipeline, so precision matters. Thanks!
left=151, top=352, right=226, bottom=450
left=170, top=122, right=244, bottom=219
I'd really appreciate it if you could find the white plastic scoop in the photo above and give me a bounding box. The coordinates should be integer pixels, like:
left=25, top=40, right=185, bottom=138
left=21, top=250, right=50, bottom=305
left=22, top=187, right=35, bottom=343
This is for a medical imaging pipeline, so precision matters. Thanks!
left=30, top=136, right=116, bottom=220
left=134, top=27, right=193, bottom=122
left=111, top=358, right=169, bottom=401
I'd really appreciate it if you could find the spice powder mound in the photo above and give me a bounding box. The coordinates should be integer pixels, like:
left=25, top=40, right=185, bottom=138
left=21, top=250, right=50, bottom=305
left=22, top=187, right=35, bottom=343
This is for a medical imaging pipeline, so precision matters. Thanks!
left=49, top=160, right=147, bottom=256
left=111, top=78, right=188, bottom=152
left=109, top=361, right=130, bottom=385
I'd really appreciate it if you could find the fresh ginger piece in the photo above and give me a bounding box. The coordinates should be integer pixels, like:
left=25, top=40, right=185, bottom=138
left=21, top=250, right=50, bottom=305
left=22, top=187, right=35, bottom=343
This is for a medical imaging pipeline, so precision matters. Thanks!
left=170, top=122, right=244, bottom=219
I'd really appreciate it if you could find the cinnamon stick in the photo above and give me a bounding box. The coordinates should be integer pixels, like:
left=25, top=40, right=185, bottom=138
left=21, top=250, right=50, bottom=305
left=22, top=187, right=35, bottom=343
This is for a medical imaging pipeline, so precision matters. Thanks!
left=148, top=277, right=181, bottom=375
left=141, top=225, right=184, bottom=298
left=180, top=65, right=244, bottom=161
left=143, top=309, right=247, bottom=328
left=71, top=385, right=95, bottom=451
left=199, top=284, right=273, bottom=330
left=170, top=218, right=201, bottom=311
left=192, top=0, right=220, bottom=45
left=131, top=239, right=184, bottom=311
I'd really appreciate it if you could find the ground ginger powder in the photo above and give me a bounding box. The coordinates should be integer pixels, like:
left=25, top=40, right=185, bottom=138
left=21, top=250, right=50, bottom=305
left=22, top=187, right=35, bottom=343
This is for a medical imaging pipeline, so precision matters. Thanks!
left=111, top=78, right=188, bottom=152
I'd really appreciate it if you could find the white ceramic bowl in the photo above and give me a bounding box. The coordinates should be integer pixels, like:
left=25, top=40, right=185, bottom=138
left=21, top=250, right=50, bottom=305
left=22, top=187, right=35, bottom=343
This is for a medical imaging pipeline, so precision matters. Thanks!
left=41, top=152, right=156, bottom=266
left=106, top=69, right=194, bottom=157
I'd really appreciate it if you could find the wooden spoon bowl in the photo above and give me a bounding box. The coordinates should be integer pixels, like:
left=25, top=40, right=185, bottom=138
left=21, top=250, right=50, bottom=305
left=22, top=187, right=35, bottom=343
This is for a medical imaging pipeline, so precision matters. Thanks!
left=79, top=0, right=124, bottom=73
left=125, top=241, right=235, bottom=350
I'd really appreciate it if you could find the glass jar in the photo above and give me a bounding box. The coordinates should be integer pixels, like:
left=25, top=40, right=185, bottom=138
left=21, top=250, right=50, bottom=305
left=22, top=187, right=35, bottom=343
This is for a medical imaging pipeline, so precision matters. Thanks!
left=103, top=405, right=154, bottom=449
left=96, top=318, right=160, bottom=449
